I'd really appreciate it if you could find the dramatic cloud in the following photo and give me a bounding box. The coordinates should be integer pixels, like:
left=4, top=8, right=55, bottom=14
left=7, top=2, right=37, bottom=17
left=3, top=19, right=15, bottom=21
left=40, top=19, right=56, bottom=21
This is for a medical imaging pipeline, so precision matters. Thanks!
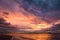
left=18, top=0, right=60, bottom=23
left=0, top=0, right=60, bottom=31
left=50, top=24, right=60, bottom=31
left=0, top=18, right=10, bottom=25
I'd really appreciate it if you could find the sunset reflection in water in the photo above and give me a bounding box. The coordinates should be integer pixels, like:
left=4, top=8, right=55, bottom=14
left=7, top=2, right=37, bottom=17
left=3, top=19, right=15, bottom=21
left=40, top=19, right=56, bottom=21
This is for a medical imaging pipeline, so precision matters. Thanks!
left=5, top=33, right=52, bottom=40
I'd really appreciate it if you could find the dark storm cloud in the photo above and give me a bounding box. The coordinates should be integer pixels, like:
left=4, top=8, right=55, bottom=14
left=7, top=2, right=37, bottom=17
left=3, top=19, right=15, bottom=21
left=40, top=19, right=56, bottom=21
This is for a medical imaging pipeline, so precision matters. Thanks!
left=19, top=0, right=60, bottom=11
left=46, top=24, right=60, bottom=32
left=0, top=0, right=60, bottom=21
left=15, top=0, right=60, bottom=23
left=0, top=18, right=20, bottom=32
left=50, top=24, right=60, bottom=31
left=0, top=25, right=20, bottom=32
left=0, top=18, right=10, bottom=25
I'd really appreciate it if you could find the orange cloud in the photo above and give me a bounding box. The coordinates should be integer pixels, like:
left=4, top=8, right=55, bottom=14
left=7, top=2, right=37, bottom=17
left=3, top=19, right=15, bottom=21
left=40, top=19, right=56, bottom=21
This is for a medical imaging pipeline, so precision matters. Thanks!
left=2, top=11, right=52, bottom=30
left=0, top=0, right=60, bottom=31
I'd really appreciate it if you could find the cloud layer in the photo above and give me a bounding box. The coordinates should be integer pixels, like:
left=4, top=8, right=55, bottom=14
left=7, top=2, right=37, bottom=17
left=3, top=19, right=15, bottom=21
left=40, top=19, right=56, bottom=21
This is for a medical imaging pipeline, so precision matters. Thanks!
left=0, top=0, right=60, bottom=31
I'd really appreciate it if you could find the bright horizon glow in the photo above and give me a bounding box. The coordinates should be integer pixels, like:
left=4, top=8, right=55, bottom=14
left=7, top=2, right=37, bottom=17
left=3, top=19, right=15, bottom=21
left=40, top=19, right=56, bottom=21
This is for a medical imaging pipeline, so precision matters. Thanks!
left=3, top=12, right=53, bottom=30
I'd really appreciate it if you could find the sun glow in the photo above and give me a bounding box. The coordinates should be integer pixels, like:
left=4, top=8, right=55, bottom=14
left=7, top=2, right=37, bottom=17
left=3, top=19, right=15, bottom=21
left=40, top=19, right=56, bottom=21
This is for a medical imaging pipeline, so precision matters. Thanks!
left=2, top=11, right=53, bottom=30
left=0, top=9, right=58, bottom=31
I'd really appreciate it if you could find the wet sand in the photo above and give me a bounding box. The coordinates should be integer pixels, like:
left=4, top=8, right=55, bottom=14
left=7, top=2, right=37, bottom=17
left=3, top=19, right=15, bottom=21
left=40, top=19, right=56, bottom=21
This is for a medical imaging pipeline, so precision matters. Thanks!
left=0, top=33, right=60, bottom=40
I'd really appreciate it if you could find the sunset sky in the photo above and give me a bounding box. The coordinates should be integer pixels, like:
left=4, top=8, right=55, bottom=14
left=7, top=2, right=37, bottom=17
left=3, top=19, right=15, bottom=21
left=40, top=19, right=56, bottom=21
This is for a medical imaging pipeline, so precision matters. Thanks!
left=0, top=0, right=60, bottom=32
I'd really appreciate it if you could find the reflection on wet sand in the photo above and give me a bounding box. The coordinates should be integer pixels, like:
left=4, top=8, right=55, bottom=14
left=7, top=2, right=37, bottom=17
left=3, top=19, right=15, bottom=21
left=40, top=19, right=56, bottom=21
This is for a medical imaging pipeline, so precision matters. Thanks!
left=0, top=33, right=60, bottom=40
left=1, top=33, right=51, bottom=40
left=14, top=34, right=51, bottom=40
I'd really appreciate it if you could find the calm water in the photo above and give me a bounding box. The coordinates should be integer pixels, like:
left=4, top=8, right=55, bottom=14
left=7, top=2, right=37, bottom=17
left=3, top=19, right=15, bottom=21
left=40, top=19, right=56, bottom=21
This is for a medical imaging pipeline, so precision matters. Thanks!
left=0, top=33, right=59, bottom=40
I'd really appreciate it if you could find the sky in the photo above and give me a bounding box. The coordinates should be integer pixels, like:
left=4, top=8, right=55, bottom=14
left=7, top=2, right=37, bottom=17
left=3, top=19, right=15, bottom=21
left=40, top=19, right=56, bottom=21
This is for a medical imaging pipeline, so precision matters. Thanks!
left=0, top=0, right=60, bottom=32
